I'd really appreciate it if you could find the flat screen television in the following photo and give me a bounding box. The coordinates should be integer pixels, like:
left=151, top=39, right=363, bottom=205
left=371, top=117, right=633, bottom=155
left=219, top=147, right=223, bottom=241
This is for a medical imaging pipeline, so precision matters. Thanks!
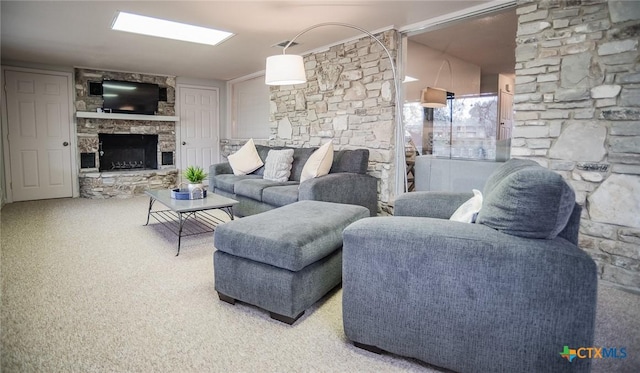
left=102, top=80, right=159, bottom=115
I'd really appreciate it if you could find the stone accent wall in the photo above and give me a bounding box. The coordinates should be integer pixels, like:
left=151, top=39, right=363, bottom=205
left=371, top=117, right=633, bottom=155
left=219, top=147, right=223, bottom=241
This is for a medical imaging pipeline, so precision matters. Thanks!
left=266, top=30, right=398, bottom=214
left=74, top=68, right=176, bottom=115
left=219, top=139, right=269, bottom=159
left=75, top=68, right=178, bottom=198
left=514, top=0, right=640, bottom=292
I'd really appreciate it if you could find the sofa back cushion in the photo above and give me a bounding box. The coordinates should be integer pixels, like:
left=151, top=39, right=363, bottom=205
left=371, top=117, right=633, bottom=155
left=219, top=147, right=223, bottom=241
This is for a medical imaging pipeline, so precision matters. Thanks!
left=252, top=145, right=317, bottom=181
left=481, top=158, right=539, bottom=197
left=252, top=145, right=274, bottom=177
left=476, top=161, right=576, bottom=239
left=290, top=147, right=317, bottom=181
left=330, top=149, right=369, bottom=174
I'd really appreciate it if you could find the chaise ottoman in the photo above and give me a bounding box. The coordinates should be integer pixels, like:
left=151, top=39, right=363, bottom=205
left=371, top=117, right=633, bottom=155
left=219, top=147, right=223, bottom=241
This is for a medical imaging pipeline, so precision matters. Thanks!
left=213, top=200, right=370, bottom=324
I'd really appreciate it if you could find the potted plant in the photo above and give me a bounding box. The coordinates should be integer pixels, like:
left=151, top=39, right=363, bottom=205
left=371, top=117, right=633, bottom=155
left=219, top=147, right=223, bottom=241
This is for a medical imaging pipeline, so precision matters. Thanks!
left=183, top=166, right=207, bottom=196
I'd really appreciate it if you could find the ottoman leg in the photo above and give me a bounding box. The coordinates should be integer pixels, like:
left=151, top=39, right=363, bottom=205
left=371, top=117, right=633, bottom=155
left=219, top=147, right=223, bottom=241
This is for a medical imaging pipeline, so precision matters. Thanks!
left=218, top=292, right=236, bottom=305
left=353, top=341, right=384, bottom=354
left=269, top=311, right=305, bottom=325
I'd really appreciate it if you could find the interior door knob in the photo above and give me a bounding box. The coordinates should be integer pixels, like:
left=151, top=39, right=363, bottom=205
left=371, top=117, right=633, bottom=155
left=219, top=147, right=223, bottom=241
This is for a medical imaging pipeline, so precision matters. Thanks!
left=63, top=141, right=69, bottom=146
left=182, top=141, right=186, bottom=145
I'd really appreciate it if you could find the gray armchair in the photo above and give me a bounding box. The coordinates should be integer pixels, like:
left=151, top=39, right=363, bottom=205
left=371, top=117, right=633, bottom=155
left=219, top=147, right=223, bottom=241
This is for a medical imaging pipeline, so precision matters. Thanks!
left=342, top=159, right=597, bottom=373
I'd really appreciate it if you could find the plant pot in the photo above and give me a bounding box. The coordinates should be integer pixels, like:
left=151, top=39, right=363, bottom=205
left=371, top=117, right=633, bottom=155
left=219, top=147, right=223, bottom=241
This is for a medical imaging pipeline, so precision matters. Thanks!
left=187, top=183, right=205, bottom=199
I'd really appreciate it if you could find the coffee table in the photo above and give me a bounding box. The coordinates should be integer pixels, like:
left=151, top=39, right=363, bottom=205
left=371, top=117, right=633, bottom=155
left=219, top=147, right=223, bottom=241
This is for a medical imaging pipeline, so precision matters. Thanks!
left=144, top=189, right=238, bottom=256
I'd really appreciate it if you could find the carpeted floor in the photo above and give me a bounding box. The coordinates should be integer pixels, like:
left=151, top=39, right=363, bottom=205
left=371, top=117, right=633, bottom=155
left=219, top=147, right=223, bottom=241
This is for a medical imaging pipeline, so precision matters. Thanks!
left=1, top=196, right=638, bottom=372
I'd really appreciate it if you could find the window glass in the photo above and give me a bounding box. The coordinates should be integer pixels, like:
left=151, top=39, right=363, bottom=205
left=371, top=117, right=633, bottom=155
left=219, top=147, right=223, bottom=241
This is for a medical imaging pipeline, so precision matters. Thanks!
left=403, top=93, right=509, bottom=161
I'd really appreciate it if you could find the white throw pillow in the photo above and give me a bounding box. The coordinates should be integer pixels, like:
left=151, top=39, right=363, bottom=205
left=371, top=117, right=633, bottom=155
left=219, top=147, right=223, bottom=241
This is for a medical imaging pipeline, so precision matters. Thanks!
left=300, top=142, right=334, bottom=183
left=449, top=189, right=483, bottom=223
left=227, top=138, right=264, bottom=176
left=263, top=149, right=294, bottom=182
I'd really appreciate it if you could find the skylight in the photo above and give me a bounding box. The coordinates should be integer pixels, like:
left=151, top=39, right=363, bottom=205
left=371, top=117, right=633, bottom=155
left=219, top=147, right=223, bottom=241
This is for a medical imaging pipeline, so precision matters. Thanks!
left=111, top=11, right=233, bottom=46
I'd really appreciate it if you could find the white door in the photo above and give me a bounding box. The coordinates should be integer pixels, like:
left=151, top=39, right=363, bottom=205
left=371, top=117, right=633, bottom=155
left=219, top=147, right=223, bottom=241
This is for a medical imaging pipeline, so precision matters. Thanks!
left=178, top=86, right=219, bottom=183
left=498, top=89, right=514, bottom=140
left=5, top=70, right=73, bottom=201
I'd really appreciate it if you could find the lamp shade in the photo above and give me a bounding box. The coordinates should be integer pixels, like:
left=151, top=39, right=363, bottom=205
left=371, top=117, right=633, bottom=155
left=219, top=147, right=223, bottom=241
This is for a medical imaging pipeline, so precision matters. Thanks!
left=421, top=87, right=447, bottom=108
left=265, top=54, right=307, bottom=85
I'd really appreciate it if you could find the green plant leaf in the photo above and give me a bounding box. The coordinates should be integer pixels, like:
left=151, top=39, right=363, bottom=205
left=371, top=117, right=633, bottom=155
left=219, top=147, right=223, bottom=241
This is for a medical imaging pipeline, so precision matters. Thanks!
left=183, top=166, right=207, bottom=183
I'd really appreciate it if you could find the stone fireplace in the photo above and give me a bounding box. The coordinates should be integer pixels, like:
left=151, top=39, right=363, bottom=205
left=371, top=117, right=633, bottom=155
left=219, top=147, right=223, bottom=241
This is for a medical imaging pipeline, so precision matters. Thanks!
left=98, top=134, right=158, bottom=171
left=75, top=68, right=179, bottom=198
left=76, top=117, right=179, bottom=198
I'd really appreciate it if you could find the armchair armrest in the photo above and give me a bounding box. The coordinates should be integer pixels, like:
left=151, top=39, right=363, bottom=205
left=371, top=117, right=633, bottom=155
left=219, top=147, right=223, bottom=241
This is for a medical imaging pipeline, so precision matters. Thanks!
left=208, top=162, right=233, bottom=190
left=299, top=173, right=378, bottom=216
left=342, top=216, right=597, bottom=373
left=394, top=191, right=472, bottom=219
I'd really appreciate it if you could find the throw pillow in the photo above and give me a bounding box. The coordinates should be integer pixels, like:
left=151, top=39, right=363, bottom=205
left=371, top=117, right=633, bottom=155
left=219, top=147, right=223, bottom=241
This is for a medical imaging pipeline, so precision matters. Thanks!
left=263, top=149, right=294, bottom=182
left=300, top=141, right=334, bottom=183
left=449, top=189, right=483, bottom=223
left=227, top=138, right=264, bottom=176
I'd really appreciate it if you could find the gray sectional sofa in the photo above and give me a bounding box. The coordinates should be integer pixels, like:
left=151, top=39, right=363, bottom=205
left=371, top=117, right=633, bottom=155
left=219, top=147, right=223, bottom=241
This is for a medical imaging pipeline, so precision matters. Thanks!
left=209, top=145, right=378, bottom=217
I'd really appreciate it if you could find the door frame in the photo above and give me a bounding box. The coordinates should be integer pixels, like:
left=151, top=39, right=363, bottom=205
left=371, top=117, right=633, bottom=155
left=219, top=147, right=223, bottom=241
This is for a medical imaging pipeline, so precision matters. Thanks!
left=175, top=83, right=221, bottom=178
left=1, top=65, right=79, bottom=203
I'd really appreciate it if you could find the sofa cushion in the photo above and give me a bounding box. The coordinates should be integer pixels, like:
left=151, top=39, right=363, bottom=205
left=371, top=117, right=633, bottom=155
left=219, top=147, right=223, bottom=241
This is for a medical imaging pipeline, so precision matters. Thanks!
left=234, top=178, right=297, bottom=201
left=301, top=142, right=334, bottom=183
left=263, top=149, right=294, bottom=182
left=214, top=200, right=370, bottom=271
left=252, top=145, right=273, bottom=176
left=213, top=174, right=262, bottom=194
left=262, top=185, right=300, bottom=207
left=330, top=149, right=369, bottom=174
left=482, top=158, right=539, bottom=198
left=252, top=146, right=316, bottom=181
left=227, top=139, right=264, bottom=175
left=476, top=165, right=576, bottom=239
left=290, top=147, right=317, bottom=181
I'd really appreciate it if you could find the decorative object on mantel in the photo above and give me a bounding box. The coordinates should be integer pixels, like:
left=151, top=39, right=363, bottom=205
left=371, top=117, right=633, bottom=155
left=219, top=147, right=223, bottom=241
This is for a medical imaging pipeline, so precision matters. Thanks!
left=264, top=22, right=407, bottom=194
left=75, top=111, right=180, bottom=121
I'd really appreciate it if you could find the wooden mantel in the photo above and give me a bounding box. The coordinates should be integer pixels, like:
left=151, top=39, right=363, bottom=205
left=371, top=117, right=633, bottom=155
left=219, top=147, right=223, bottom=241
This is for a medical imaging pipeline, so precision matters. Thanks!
left=76, top=112, right=179, bottom=122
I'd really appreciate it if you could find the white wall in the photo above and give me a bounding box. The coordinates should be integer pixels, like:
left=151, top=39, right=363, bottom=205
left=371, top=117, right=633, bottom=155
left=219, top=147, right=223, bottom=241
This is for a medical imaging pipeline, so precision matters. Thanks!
left=404, top=40, right=481, bottom=103
left=228, top=74, right=270, bottom=140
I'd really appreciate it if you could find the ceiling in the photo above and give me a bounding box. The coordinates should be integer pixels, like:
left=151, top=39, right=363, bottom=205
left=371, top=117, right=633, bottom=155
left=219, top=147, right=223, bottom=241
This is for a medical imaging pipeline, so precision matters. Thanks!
left=409, top=8, right=517, bottom=76
left=1, top=1, right=516, bottom=81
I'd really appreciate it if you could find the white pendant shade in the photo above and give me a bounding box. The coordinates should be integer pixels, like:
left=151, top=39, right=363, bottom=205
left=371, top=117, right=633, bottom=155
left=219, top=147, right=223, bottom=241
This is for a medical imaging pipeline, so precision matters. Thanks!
left=421, top=87, right=447, bottom=108
left=265, top=54, right=307, bottom=85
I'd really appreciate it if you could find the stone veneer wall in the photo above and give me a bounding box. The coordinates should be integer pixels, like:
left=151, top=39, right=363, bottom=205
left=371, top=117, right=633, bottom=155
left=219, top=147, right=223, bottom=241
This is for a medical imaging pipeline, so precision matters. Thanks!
left=75, top=68, right=178, bottom=198
left=265, top=30, right=398, bottom=214
left=514, top=0, right=640, bottom=292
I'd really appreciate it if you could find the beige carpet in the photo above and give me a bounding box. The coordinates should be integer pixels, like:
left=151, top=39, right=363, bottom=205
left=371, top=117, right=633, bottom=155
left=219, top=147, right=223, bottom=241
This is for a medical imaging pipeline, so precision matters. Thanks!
left=1, top=196, right=638, bottom=372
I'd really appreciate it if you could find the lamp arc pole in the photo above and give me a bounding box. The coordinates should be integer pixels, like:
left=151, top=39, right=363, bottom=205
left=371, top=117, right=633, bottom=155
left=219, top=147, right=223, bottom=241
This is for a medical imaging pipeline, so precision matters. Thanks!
left=274, top=22, right=407, bottom=196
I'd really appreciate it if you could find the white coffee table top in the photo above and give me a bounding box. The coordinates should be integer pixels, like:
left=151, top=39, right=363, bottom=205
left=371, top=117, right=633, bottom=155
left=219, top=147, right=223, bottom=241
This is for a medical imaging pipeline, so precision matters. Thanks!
left=145, top=189, right=238, bottom=213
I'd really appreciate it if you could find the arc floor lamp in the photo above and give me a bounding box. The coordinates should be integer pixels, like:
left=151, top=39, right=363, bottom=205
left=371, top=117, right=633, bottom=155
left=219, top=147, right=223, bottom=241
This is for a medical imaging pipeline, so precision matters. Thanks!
left=264, top=22, right=407, bottom=195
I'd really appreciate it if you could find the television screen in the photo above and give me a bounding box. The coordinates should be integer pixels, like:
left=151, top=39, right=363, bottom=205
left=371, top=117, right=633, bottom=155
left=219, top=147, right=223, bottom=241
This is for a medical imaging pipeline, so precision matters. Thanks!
left=102, top=80, right=159, bottom=115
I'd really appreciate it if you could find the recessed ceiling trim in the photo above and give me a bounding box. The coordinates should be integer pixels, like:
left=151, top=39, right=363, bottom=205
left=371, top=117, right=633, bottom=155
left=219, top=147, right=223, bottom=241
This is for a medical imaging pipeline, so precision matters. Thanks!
left=399, top=0, right=515, bottom=35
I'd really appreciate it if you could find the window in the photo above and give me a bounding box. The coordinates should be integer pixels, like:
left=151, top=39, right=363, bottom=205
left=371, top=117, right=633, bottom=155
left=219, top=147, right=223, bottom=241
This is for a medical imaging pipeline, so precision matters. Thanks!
left=404, top=93, right=510, bottom=161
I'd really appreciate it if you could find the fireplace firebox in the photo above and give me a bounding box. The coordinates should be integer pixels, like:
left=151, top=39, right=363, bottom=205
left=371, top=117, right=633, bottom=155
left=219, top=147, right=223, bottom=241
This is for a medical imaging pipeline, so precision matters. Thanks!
left=99, top=134, right=158, bottom=171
